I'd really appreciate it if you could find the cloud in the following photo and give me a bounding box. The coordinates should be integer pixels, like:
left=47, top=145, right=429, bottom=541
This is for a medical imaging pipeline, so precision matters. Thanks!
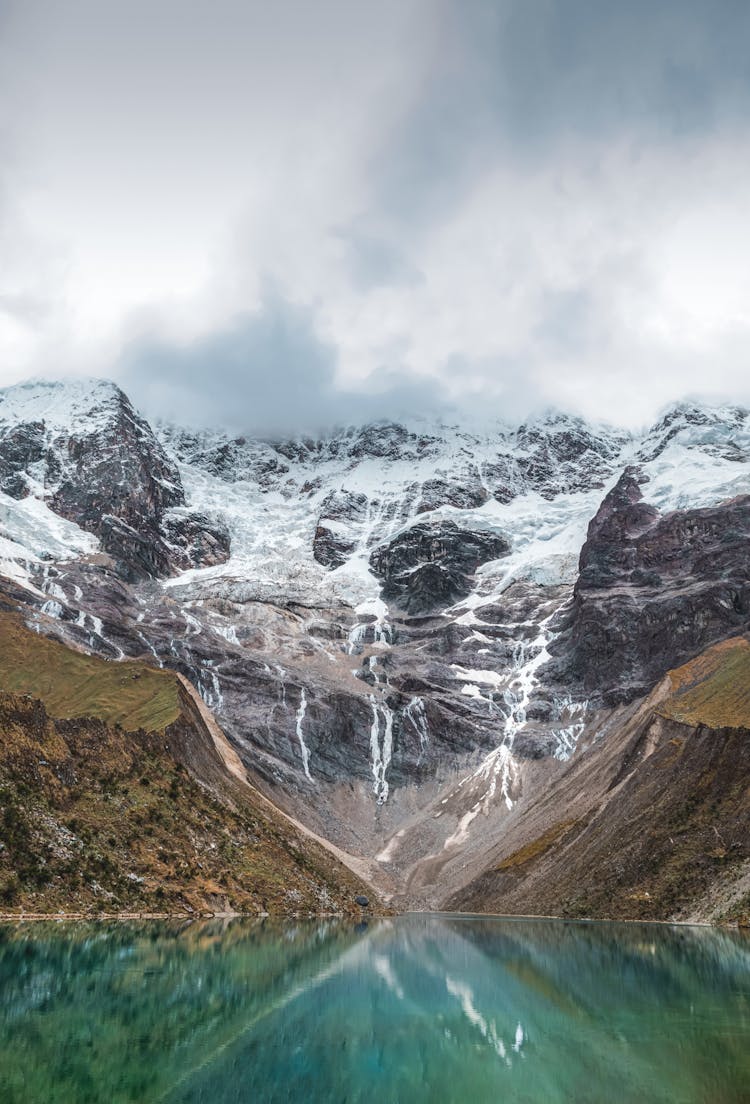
left=339, top=225, right=425, bottom=293
left=370, top=0, right=750, bottom=228
left=118, top=287, right=450, bottom=434
left=3, top=1, right=750, bottom=429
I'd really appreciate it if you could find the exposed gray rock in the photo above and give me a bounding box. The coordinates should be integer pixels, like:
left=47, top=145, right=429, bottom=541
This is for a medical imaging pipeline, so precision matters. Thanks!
left=416, top=476, right=489, bottom=513
left=161, top=511, right=231, bottom=572
left=313, top=490, right=369, bottom=568
left=549, top=469, right=750, bottom=702
left=370, top=521, right=510, bottom=614
left=0, top=421, right=45, bottom=498
left=514, top=414, right=628, bottom=499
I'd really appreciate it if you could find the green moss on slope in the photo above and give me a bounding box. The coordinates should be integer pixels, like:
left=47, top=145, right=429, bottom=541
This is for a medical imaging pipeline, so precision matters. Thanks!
left=0, top=612, right=179, bottom=731
left=659, top=636, right=750, bottom=730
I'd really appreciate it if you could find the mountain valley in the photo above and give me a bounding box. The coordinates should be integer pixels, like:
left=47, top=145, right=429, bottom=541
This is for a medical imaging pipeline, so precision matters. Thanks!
left=0, top=378, right=748, bottom=921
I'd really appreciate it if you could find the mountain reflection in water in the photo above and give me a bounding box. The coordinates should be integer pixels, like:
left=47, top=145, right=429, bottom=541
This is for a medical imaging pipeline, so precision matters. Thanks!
left=0, top=914, right=748, bottom=1103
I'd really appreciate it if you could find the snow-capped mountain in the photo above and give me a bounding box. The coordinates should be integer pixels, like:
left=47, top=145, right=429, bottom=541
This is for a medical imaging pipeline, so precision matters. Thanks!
left=0, top=377, right=748, bottom=913
left=0, top=378, right=229, bottom=580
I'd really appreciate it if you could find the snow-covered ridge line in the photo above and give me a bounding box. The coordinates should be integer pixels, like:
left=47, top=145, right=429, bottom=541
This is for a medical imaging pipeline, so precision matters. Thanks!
left=0, top=377, right=128, bottom=436
left=1, top=377, right=747, bottom=629
left=2, top=381, right=745, bottom=655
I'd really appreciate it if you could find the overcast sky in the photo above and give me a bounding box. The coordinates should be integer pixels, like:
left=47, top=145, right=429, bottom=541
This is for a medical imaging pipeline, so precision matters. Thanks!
left=2, top=0, right=750, bottom=432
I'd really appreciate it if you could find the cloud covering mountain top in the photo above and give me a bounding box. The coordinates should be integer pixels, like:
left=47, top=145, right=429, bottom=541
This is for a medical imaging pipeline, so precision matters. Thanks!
left=2, top=1, right=750, bottom=431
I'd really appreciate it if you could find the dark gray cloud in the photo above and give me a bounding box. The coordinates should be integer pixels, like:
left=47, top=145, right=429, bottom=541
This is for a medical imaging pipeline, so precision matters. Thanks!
left=370, top=0, right=750, bottom=228
left=118, top=288, right=450, bottom=435
left=475, top=0, right=750, bottom=141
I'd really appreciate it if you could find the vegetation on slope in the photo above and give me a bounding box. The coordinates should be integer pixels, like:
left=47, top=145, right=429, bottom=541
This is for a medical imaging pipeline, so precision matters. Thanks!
left=450, top=637, right=750, bottom=924
left=0, top=612, right=374, bottom=917
left=0, top=611, right=180, bottom=730
left=659, top=636, right=750, bottom=729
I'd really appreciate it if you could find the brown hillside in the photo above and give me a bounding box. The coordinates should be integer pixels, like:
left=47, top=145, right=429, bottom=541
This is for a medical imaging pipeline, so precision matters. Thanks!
left=449, top=638, right=750, bottom=924
left=0, top=611, right=376, bottom=917
left=658, top=636, right=750, bottom=729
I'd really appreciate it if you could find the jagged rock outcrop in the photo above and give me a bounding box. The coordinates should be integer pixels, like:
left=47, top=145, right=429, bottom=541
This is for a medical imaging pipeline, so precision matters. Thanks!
left=0, top=420, right=46, bottom=498
left=415, top=475, right=489, bottom=513
left=162, top=427, right=291, bottom=487
left=346, top=421, right=437, bottom=462
left=370, top=521, right=510, bottom=614
left=515, top=414, right=628, bottom=498
left=313, top=490, right=369, bottom=567
left=637, top=402, right=750, bottom=464
left=161, top=511, right=231, bottom=571
left=47, top=391, right=184, bottom=567
left=550, top=468, right=750, bottom=703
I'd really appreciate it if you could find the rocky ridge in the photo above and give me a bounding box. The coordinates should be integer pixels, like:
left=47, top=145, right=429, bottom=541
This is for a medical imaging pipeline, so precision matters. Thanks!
left=450, top=638, right=750, bottom=923
left=549, top=468, right=750, bottom=703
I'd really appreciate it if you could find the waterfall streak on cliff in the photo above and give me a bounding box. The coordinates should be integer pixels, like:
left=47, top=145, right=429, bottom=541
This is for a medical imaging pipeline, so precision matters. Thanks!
left=295, top=689, right=313, bottom=781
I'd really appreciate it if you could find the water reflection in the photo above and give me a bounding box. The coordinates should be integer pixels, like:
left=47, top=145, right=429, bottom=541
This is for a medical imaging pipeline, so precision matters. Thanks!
left=0, top=915, right=748, bottom=1103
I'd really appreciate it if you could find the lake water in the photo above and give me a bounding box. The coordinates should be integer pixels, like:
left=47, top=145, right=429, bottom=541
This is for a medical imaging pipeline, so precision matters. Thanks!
left=0, top=914, right=748, bottom=1103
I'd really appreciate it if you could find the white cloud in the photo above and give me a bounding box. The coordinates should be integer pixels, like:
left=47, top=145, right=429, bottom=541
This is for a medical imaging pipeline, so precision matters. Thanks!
left=1, top=0, right=750, bottom=429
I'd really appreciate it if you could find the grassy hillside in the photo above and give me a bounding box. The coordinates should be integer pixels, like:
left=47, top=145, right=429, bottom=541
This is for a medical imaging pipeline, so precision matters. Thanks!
left=0, top=612, right=375, bottom=917
left=659, top=636, right=750, bottom=729
left=0, top=612, right=179, bottom=730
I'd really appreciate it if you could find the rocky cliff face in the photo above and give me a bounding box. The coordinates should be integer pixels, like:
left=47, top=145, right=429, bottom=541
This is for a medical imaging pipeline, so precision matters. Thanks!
left=0, top=379, right=228, bottom=579
left=369, top=521, right=511, bottom=614
left=549, top=468, right=750, bottom=703
left=0, top=379, right=748, bottom=918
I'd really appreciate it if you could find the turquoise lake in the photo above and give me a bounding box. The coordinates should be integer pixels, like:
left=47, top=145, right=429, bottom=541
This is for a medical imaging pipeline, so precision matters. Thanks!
left=0, top=914, right=748, bottom=1103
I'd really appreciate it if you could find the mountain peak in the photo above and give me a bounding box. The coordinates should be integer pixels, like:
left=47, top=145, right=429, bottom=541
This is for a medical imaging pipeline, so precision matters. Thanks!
left=648, top=398, right=748, bottom=432
left=0, top=376, right=130, bottom=436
